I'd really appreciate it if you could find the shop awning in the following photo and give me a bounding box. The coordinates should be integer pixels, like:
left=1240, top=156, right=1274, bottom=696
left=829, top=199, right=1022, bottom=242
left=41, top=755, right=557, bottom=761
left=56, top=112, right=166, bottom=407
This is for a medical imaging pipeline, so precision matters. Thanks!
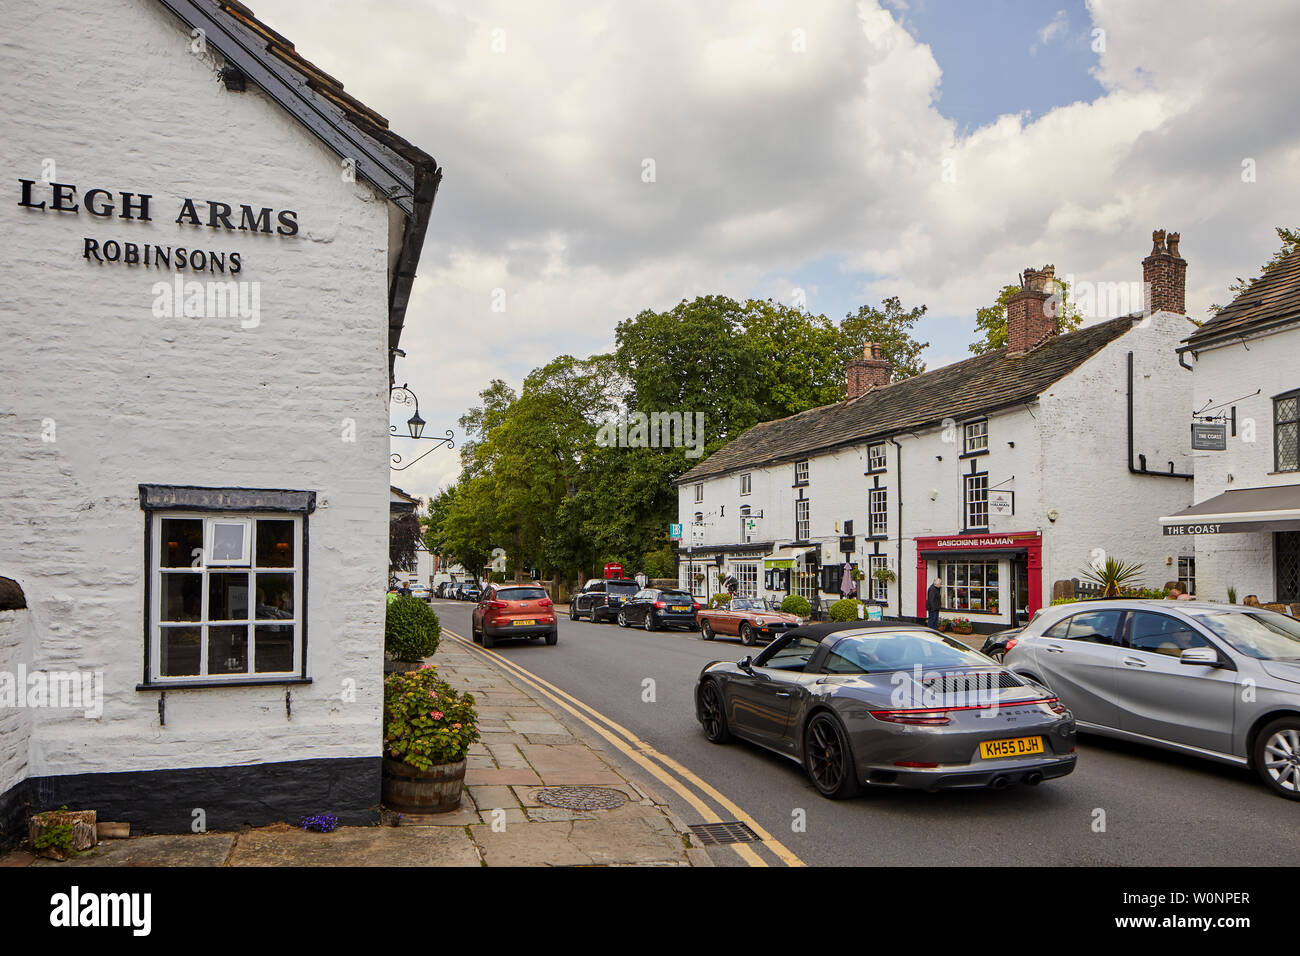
left=764, top=546, right=817, bottom=569
left=1160, top=485, right=1300, bottom=536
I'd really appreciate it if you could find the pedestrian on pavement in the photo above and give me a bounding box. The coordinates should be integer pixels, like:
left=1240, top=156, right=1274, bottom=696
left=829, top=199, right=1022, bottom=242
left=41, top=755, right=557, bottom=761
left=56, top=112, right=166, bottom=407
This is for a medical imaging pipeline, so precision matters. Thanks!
left=926, top=576, right=942, bottom=630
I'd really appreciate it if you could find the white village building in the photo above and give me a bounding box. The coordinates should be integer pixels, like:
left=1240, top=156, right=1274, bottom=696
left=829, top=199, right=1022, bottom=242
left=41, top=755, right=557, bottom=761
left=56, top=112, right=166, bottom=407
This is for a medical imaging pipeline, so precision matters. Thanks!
left=0, top=0, right=439, bottom=842
left=1162, top=248, right=1300, bottom=607
left=677, top=232, right=1198, bottom=632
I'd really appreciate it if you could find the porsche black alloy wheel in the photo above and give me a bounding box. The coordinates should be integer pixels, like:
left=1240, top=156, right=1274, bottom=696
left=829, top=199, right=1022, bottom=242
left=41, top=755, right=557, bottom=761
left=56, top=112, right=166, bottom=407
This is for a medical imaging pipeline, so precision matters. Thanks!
left=699, top=681, right=731, bottom=743
left=804, top=713, right=860, bottom=799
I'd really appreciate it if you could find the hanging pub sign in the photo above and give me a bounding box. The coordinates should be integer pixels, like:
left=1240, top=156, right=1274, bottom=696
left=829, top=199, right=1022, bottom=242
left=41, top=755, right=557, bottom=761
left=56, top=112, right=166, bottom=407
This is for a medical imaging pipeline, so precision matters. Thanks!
left=988, top=490, right=1014, bottom=516
left=839, top=535, right=855, bottom=553
left=1191, top=422, right=1227, bottom=450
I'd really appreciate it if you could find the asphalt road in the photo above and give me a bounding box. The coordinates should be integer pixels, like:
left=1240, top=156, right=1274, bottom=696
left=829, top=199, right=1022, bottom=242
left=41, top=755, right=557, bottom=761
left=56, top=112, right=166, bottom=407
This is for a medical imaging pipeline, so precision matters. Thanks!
left=431, top=599, right=1300, bottom=866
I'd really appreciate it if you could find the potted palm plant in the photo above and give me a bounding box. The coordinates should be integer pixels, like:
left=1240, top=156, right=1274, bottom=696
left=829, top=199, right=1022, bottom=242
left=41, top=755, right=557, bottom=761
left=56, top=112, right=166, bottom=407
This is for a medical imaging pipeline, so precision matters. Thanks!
left=382, top=665, right=479, bottom=813
left=1079, top=556, right=1144, bottom=597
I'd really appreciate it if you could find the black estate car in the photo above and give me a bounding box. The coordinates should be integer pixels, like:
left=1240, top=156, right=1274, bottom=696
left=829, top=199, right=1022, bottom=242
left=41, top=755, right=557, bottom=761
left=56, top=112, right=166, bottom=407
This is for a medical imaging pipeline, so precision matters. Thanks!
left=570, top=578, right=641, bottom=623
left=616, top=588, right=700, bottom=631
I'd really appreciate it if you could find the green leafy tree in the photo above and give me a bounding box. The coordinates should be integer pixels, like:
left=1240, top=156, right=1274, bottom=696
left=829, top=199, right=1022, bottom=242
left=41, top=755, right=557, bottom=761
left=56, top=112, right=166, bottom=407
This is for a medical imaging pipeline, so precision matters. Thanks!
left=740, top=298, right=849, bottom=418
left=970, top=279, right=1083, bottom=354
left=839, top=296, right=929, bottom=380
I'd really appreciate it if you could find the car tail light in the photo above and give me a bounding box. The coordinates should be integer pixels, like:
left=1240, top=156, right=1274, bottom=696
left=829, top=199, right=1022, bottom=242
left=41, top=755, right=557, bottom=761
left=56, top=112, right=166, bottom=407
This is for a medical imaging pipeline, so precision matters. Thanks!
left=1004, top=638, right=1018, bottom=653
left=488, top=600, right=508, bottom=610
left=895, top=761, right=940, bottom=768
left=870, top=709, right=951, bottom=726
left=539, top=598, right=553, bottom=608
left=1047, top=698, right=1067, bottom=715
left=654, top=600, right=666, bottom=609
left=692, top=602, right=701, bottom=611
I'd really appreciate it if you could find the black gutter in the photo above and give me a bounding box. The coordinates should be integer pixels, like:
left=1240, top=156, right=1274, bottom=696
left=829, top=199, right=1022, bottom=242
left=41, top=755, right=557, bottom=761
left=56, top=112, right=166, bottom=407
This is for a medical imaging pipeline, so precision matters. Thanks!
left=1177, top=313, right=1300, bottom=357
left=1128, top=351, right=1193, bottom=479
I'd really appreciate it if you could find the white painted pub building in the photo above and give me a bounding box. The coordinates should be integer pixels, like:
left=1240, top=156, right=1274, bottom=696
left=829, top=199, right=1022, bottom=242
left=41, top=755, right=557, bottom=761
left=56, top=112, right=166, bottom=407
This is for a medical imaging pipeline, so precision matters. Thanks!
left=1162, top=248, right=1300, bottom=605
left=0, top=0, right=439, bottom=842
left=677, top=233, right=1199, bottom=632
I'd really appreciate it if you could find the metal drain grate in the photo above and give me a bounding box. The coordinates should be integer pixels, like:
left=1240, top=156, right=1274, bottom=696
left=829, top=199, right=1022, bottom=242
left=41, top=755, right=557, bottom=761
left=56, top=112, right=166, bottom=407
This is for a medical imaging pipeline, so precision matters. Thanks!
left=689, top=821, right=762, bottom=845
left=535, top=786, right=628, bottom=811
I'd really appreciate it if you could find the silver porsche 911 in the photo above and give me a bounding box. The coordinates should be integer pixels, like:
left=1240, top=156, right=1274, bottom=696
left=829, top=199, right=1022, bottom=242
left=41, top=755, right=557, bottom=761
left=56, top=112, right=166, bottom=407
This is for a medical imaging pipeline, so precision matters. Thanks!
left=695, top=621, right=1077, bottom=798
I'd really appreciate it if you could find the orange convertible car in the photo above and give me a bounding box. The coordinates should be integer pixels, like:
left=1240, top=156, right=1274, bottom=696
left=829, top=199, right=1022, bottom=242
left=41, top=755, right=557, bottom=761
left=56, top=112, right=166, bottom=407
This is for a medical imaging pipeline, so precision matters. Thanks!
left=697, top=597, right=803, bottom=646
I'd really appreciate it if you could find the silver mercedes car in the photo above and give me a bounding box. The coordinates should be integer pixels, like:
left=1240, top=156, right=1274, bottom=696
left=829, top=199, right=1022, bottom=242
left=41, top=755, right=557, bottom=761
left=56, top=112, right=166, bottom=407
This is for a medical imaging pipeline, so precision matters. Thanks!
left=1002, top=599, right=1300, bottom=799
left=695, top=621, right=1077, bottom=798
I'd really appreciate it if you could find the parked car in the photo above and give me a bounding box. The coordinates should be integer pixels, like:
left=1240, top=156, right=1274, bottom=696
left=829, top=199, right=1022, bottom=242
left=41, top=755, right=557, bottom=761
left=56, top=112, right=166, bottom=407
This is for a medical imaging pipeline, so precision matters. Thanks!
left=697, top=597, right=802, bottom=646
left=695, top=621, right=1076, bottom=798
left=471, top=584, right=557, bottom=647
left=569, top=578, right=640, bottom=623
left=617, top=588, right=700, bottom=631
left=980, top=626, right=1025, bottom=662
left=1002, top=599, right=1300, bottom=799
left=408, top=583, right=431, bottom=602
left=455, top=582, right=481, bottom=602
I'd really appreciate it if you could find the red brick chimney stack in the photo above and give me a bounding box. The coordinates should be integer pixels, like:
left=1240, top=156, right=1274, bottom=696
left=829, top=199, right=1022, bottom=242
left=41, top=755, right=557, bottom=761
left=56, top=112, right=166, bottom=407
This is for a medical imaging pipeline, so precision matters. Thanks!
left=1006, top=265, right=1057, bottom=355
left=846, top=341, right=893, bottom=398
left=1143, top=229, right=1187, bottom=315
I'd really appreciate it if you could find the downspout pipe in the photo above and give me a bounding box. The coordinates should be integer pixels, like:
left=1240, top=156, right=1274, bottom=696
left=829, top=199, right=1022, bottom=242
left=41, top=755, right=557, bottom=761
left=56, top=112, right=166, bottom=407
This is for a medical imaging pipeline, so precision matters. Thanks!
left=1128, top=351, right=1193, bottom=479
left=889, top=437, right=905, bottom=621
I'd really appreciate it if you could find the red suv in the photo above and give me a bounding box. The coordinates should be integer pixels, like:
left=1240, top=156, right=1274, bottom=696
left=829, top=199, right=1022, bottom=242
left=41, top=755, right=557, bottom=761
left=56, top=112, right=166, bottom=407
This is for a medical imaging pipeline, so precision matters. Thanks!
left=471, top=584, right=558, bottom=648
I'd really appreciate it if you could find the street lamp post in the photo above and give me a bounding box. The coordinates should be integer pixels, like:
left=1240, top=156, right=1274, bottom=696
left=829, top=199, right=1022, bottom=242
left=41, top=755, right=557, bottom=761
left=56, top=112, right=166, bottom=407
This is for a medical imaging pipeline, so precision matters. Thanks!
left=390, top=382, right=454, bottom=471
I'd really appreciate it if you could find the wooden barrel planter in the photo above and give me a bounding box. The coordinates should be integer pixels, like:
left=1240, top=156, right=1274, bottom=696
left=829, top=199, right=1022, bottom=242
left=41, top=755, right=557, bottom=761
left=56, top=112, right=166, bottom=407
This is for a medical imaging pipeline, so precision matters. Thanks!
left=383, top=657, right=423, bottom=676
left=382, top=758, right=466, bottom=813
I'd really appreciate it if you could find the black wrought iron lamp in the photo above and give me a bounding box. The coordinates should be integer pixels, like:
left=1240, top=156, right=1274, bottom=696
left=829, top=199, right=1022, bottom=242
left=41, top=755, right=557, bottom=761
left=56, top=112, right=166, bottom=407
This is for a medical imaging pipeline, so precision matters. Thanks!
left=390, top=381, right=453, bottom=470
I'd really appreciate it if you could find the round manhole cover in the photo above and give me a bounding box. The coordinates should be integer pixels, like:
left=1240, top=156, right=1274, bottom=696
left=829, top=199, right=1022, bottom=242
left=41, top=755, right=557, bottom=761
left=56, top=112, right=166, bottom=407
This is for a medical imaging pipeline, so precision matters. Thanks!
left=535, top=786, right=628, bottom=811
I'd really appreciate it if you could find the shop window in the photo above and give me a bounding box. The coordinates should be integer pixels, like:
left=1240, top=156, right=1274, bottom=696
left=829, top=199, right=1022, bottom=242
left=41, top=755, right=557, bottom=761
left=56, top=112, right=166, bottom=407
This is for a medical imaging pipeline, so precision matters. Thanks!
left=1177, top=556, right=1196, bottom=595
left=793, top=567, right=818, bottom=601
left=1275, top=391, right=1299, bottom=472
left=151, top=512, right=302, bottom=683
left=940, top=559, right=999, bottom=613
left=735, top=562, right=759, bottom=598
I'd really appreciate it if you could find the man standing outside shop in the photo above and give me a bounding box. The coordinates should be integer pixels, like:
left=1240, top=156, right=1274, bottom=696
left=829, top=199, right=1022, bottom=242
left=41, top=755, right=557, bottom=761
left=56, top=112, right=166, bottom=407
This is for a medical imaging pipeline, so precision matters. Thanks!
left=926, top=575, right=942, bottom=630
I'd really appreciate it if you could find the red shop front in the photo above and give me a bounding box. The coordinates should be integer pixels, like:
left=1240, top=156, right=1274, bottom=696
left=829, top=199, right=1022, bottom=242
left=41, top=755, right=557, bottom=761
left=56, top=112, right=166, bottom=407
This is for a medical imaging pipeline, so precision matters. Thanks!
left=915, top=532, right=1043, bottom=631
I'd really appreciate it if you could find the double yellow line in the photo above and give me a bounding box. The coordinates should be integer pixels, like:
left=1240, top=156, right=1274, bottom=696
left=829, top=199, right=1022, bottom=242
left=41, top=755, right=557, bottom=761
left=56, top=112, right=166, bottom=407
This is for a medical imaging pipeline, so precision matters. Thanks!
left=444, top=628, right=804, bottom=867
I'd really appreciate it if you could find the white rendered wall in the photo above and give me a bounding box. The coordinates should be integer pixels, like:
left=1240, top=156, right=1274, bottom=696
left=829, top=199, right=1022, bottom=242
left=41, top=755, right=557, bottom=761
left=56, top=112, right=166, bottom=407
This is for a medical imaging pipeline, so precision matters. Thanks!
left=0, top=0, right=395, bottom=779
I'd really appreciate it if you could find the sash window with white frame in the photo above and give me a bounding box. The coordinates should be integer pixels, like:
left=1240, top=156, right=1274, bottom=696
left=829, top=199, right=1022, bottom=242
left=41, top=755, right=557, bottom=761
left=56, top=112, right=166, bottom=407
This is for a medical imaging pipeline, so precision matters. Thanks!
left=869, top=488, right=888, bottom=537
left=151, top=512, right=302, bottom=682
left=869, top=554, right=889, bottom=602
left=964, top=420, right=988, bottom=455
left=964, top=473, right=989, bottom=530
left=795, top=498, right=810, bottom=541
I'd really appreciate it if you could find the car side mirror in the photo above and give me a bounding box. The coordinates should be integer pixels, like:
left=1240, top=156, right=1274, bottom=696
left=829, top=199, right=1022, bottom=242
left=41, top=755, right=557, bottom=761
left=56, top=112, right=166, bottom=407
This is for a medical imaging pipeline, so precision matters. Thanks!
left=738, top=656, right=754, bottom=673
left=1180, top=647, right=1221, bottom=667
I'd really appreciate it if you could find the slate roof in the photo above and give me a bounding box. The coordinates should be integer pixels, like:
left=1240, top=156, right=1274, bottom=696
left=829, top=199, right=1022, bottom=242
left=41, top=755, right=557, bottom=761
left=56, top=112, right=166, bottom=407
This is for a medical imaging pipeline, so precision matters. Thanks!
left=157, top=0, right=442, bottom=381
left=677, top=314, right=1141, bottom=484
left=1181, top=248, right=1300, bottom=350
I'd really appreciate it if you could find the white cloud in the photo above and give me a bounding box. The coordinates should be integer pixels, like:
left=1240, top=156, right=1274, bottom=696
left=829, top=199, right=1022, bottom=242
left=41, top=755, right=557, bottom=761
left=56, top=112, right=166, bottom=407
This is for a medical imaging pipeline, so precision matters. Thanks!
left=247, top=0, right=1300, bottom=497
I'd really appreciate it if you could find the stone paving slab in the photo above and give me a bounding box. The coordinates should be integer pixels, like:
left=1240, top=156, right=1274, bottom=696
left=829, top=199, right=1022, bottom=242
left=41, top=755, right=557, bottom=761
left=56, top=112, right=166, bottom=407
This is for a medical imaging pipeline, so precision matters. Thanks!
left=30, top=833, right=236, bottom=867
left=226, top=825, right=480, bottom=867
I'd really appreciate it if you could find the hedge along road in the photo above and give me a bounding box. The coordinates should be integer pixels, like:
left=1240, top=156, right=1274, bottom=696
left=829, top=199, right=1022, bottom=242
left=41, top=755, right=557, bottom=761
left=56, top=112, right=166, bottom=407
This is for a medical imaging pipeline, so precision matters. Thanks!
left=428, top=600, right=1300, bottom=867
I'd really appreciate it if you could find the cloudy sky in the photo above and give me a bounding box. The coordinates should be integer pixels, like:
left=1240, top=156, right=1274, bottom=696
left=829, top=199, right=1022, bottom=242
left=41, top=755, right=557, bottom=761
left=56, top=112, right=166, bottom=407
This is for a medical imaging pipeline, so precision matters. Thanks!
left=249, top=0, right=1300, bottom=499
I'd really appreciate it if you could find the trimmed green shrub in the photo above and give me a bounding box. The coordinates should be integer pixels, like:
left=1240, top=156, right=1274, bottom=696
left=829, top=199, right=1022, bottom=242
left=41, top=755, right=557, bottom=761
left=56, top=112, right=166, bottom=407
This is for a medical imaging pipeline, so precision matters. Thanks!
left=385, top=594, right=441, bottom=661
left=709, top=592, right=732, bottom=609
left=828, top=598, right=863, bottom=622
left=779, top=595, right=811, bottom=617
